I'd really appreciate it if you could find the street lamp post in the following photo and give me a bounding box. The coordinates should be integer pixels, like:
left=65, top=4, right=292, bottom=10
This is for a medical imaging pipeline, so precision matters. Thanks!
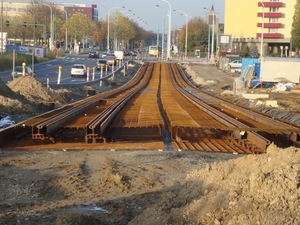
left=204, top=5, right=215, bottom=59
left=260, top=1, right=265, bottom=57
left=103, top=0, right=106, bottom=20
left=32, top=5, right=36, bottom=73
left=107, top=6, right=124, bottom=50
left=162, top=0, right=171, bottom=60
left=1, top=0, right=3, bottom=55
left=173, top=9, right=191, bottom=59
left=39, top=2, right=53, bottom=50
left=114, top=9, right=130, bottom=51
left=63, top=10, right=68, bottom=51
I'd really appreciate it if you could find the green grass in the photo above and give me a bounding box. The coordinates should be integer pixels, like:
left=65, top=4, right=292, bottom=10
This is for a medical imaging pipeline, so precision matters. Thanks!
left=0, top=50, right=65, bottom=71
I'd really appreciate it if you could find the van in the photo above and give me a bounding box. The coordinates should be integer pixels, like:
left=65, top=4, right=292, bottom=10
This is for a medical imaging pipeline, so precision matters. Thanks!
left=114, top=50, right=124, bottom=60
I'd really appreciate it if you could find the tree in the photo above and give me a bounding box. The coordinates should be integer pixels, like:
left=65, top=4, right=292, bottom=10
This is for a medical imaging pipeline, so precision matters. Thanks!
left=177, top=17, right=206, bottom=53
left=67, top=12, right=91, bottom=44
left=129, top=20, right=148, bottom=49
left=90, top=21, right=106, bottom=44
left=26, top=2, right=62, bottom=44
left=291, top=0, right=300, bottom=56
left=8, top=15, right=32, bottom=45
left=114, top=13, right=135, bottom=49
left=107, top=12, right=135, bottom=50
left=243, top=45, right=250, bottom=57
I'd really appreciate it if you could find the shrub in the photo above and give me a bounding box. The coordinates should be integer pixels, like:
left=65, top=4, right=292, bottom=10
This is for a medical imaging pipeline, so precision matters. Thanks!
left=0, top=50, right=65, bottom=71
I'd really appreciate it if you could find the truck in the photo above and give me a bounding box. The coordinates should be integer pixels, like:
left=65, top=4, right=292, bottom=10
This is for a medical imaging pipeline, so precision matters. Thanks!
left=260, top=57, right=300, bottom=83
left=114, top=50, right=124, bottom=61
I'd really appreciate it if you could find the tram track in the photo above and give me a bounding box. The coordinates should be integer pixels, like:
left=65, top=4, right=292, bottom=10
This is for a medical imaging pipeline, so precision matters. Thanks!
left=0, top=62, right=299, bottom=153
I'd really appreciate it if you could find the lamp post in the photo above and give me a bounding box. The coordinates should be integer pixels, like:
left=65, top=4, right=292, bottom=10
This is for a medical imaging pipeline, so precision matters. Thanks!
left=211, top=7, right=215, bottom=59
left=260, top=1, right=265, bottom=57
left=1, top=0, right=3, bottom=55
left=103, top=0, right=106, bottom=20
left=163, top=0, right=171, bottom=60
left=157, top=0, right=171, bottom=60
left=114, top=9, right=130, bottom=50
left=107, top=6, right=125, bottom=50
left=32, top=5, right=36, bottom=73
left=173, top=9, right=191, bottom=59
left=63, top=10, right=68, bottom=51
left=39, top=2, right=53, bottom=50
left=204, top=5, right=215, bottom=59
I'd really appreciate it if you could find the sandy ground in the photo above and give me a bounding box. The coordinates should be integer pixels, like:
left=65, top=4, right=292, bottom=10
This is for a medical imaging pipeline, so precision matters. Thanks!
left=0, top=145, right=299, bottom=225
left=0, top=61, right=300, bottom=224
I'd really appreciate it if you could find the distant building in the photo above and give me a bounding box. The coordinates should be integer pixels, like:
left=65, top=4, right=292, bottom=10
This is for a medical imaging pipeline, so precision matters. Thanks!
left=224, top=0, right=293, bottom=56
left=2, top=1, right=98, bottom=22
left=64, top=3, right=98, bottom=22
left=2, top=1, right=33, bottom=18
left=205, top=7, right=221, bottom=56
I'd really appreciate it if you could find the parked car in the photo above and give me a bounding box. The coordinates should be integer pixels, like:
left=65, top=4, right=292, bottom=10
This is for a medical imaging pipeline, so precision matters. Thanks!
left=102, top=50, right=115, bottom=58
left=88, top=50, right=99, bottom=58
left=96, top=58, right=110, bottom=71
left=107, top=50, right=115, bottom=56
left=228, top=60, right=242, bottom=68
left=129, top=49, right=137, bottom=56
left=105, top=56, right=117, bottom=66
left=70, top=64, right=87, bottom=77
left=11, top=66, right=36, bottom=80
left=124, top=50, right=130, bottom=56
left=102, top=52, right=109, bottom=58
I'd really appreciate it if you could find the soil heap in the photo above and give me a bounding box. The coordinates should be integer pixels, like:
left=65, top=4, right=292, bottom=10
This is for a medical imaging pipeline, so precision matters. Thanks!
left=0, top=144, right=299, bottom=224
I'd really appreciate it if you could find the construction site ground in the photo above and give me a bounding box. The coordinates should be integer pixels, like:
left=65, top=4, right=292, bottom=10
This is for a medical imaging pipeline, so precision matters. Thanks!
left=0, top=61, right=299, bottom=225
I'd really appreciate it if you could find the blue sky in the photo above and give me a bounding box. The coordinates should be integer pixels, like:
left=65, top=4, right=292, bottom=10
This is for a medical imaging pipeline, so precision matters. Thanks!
left=53, top=0, right=225, bottom=32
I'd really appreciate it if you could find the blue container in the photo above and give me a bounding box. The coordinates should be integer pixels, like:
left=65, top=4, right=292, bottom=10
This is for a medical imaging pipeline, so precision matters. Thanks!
left=254, top=63, right=260, bottom=78
left=241, top=58, right=260, bottom=74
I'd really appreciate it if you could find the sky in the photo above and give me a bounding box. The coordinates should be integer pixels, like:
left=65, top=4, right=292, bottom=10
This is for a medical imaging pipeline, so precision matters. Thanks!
left=51, top=0, right=225, bottom=32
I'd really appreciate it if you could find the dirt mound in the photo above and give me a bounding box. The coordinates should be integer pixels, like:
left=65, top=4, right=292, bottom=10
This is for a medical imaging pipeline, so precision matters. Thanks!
left=0, top=62, right=141, bottom=122
left=0, top=76, right=69, bottom=117
left=7, top=76, right=54, bottom=103
left=0, top=76, right=95, bottom=121
left=0, top=77, right=35, bottom=115
left=129, top=144, right=300, bottom=225
left=0, top=146, right=298, bottom=224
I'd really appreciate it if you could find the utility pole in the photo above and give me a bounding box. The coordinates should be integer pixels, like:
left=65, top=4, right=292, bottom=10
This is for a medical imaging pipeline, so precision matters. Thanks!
left=1, top=0, right=3, bottom=55
left=211, top=4, right=215, bottom=59
left=32, top=13, right=36, bottom=73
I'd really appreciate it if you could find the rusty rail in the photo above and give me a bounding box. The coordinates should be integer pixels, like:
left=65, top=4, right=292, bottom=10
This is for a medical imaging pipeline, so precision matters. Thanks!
left=85, top=63, right=154, bottom=143
left=31, top=63, right=150, bottom=141
left=173, top=63, right=300, bottom=146
left=168, top=63, right=270, bottom=153
left=1, top=62, right=299, bottom=153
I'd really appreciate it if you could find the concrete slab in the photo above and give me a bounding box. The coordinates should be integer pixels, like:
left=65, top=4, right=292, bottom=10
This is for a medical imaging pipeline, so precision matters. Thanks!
left=242, top=93, right=269, bottom=99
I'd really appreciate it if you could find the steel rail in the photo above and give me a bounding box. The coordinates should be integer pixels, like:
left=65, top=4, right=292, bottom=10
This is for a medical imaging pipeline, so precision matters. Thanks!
left=85, top=63, right=154, bottom=143
left=174, top=63, right=300, bottom=144
left=169, top=64, right=270, bottom=153
left=32, top=99, right=101, bottom=139
left=31, top=63, right=150, bottom=141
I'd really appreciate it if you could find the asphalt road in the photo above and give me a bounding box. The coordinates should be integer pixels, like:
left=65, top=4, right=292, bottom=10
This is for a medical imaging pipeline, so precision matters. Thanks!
left=0, top=50, right=175, bottom=87
left=0, top=53, right=137, bottom=87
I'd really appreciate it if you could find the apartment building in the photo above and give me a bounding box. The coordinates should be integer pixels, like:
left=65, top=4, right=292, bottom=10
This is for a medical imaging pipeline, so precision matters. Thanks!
left=2, top=0, right=98, bottom=22
left=1, top=0, right=33, bottom=18
left=63, top=3, right=98, bottom=22
left=224, top=0, right=294, bottom=56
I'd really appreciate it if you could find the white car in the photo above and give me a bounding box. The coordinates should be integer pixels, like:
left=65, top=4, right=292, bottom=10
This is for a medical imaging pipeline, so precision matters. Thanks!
left=71, top=64, right=87, bottom=77
left=228, top=60, right=242, bottom=68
